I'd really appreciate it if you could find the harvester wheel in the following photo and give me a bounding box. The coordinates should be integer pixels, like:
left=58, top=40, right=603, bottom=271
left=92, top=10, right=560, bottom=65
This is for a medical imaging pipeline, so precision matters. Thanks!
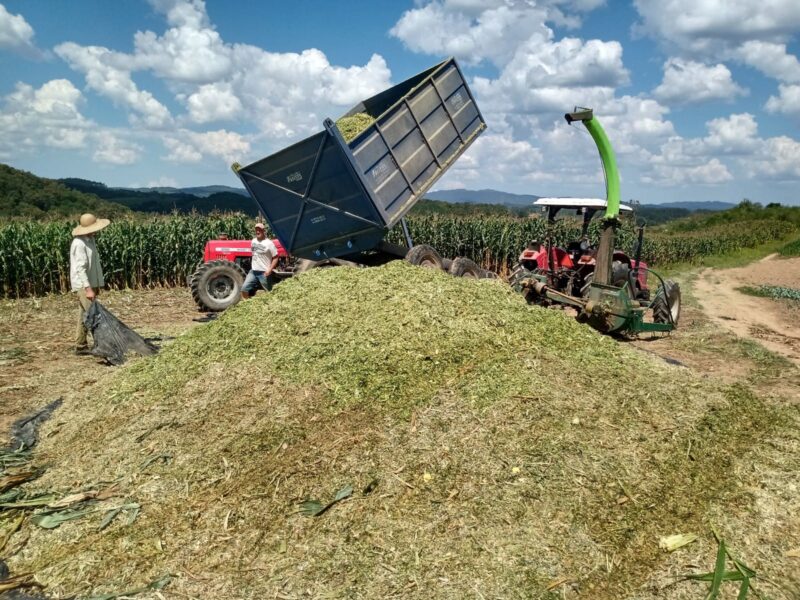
left=449, top=257, right=482, bottom=278
left=508, top=263, right=537, bottom=303
left=481, top=269, right=499, bottom=279
left=652, top=280, right=681, bottom=327
left=405, top=244, right=444, bottom=270
left=190, top=260, right=246, bottom=312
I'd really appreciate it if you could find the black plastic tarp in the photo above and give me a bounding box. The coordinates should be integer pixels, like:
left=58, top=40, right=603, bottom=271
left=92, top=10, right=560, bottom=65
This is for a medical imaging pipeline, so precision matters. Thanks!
left=83, top=301, right=157, bottom=365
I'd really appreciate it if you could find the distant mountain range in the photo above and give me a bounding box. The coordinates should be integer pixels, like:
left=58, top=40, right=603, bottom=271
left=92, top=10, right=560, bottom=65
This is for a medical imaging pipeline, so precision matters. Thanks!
left=425, top=188, right=540, bottom=206
left=425, top=188, right=736, bottom=212
left=650, top=201, right=736, bottom=211
left=128, top=185, right=249, bottom=198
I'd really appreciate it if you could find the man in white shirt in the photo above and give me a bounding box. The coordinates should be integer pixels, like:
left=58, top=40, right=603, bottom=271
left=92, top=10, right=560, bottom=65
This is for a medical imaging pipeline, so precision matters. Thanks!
left=70, top=213, right=109, bottom=355
left=241, top=222, right=279, bottom=299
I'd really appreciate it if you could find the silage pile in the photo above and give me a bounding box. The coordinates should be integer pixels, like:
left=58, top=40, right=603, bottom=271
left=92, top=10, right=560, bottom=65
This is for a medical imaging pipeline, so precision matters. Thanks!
left=7, top=262, right=798, bottom=599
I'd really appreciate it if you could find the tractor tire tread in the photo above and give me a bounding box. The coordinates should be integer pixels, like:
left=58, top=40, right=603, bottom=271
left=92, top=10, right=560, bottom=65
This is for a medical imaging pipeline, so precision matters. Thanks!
left=448, top=256, right=482, bottom=278
left=190, top=260, right=246, bottom=312
left=405, top=244, right=444, bottom=270
left=652, top=279, right=681, bottom=326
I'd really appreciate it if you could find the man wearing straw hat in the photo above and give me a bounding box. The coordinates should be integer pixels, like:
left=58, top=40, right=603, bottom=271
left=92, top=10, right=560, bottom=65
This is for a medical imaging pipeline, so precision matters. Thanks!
left=70, top=213, right=109, bottom=355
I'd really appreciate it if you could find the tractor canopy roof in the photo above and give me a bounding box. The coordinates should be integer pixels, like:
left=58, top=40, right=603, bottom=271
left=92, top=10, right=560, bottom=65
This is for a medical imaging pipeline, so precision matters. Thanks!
left=534, top=197, right=633, bottom=213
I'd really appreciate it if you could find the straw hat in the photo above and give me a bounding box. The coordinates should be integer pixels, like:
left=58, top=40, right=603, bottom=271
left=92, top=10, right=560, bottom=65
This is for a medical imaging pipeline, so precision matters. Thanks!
left=72, top=213, right=110, bottom=236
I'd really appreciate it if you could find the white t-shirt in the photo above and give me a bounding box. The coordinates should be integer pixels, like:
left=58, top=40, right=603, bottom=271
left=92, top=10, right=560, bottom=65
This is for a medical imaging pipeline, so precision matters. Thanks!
left=251, top=237, right=278, bottom=271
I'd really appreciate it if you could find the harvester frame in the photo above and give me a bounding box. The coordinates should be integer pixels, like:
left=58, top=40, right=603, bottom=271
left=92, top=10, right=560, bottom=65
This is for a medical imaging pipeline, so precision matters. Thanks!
left=513, top=108, right=681, bottom=335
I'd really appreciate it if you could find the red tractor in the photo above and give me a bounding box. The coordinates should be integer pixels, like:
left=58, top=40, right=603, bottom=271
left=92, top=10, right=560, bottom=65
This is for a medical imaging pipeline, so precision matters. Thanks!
left=189, top=237, right=296, bottom=312
left=510, top=198, right=652, bottom=304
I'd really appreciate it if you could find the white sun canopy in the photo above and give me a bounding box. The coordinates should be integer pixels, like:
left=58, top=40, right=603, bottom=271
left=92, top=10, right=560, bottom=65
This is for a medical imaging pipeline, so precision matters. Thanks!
left=533, top=197, right=633, bottom=212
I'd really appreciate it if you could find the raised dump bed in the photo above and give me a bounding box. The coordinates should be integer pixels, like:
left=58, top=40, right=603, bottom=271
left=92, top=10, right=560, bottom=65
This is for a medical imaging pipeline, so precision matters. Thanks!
left=234, top=57, right=485, bottom=260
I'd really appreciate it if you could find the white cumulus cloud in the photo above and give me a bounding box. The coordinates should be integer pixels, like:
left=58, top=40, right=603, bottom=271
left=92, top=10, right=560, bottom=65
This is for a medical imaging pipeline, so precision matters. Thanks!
left=0, top=4, right=41, bottom=57
left=391, top=2, right=554, bottom=67
left=93, top=135, right=142, bottom=165
left=163, top=129, right=249, bottom=164
left=747, top=136, right=800, bottom=179
left=653, top=59, right=747, bottom=104
left=54, top=0, right=392, bottom=154
left=735, top=41, right=800, bottom=84
left=765, top=84, right=800, bottom=118
left=633, top=0, right=800, bottom=90
left=185, top=83, right=242, bottom=123
left=55, top=42, right=173, bottom=129
left=633, top=0, right=800, bottom=55
left=0, top=79, right=90, bottom=154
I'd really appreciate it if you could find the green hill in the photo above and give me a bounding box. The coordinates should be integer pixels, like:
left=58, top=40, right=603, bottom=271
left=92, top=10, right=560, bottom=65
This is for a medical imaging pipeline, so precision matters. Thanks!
left=60, top=178, right=258, bottom=215
left=0, top=164, right=128, bottom=219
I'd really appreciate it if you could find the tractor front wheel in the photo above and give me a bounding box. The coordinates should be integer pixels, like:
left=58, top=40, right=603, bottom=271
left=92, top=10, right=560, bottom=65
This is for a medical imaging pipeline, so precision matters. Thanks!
left=652, top=279, right=681, bottom=327
left=190, top=260, right=246, bottom=312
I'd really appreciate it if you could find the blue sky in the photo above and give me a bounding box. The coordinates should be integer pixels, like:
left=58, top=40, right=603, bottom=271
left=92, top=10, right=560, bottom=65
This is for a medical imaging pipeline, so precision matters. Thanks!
left=1, top=0, right=799, bottom=205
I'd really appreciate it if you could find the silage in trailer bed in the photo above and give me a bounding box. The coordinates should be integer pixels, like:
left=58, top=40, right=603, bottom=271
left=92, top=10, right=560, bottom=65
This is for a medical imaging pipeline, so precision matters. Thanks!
left=7, top=263, right=798, bottom=599
left=335, top=112, right=375, bottom=143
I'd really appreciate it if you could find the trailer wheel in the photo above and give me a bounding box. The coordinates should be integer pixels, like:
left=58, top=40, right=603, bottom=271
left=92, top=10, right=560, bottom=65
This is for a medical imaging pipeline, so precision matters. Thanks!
left=481, top=269, right=499, bottom=279
left=190, top=260, right=246, bottom=312
left=652, top=280, right=681, bottom=327
left=449, top=257, right=482, bottom=278
left=405, top=244, right=444, bottom=270
left=295, top=258, right=338, bottom=274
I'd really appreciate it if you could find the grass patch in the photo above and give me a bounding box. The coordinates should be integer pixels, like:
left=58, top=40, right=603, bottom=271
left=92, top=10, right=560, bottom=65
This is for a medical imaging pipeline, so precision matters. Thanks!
left=780, top=237, right=800, bottom=256
left=0, top=347, right=28, bottom=364
left=738, top=284, right=800, bottom=301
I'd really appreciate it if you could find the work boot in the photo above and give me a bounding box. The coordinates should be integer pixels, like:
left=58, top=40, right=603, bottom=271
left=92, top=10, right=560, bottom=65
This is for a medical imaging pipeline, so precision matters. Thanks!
left=74, top=346, right=93, bottom=356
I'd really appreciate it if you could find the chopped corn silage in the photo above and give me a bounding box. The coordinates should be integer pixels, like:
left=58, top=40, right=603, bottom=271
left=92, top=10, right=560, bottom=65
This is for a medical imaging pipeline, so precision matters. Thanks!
left=335, top=112, right=374, bottom=142
left=8, top=262, right=798, bottom=599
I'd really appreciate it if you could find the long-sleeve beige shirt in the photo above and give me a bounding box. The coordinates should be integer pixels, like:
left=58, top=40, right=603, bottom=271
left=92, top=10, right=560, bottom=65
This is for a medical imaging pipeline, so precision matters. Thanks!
left=70, top=236, right=104, bottom=291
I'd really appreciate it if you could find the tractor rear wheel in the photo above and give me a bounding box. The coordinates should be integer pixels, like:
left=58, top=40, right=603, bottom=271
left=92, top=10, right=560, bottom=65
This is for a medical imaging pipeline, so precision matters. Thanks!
left=449, top=257, right=482, bottom=278
left=405, top=244, right=444, bottom=270
left=652, top=279, right=681, bottom=326
left=190, top=260, right=246, bottom=312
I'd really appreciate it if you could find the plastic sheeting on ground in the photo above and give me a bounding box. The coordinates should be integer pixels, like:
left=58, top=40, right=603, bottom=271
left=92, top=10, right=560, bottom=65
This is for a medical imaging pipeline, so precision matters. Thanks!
left=83, top=301, right=157, bottom=365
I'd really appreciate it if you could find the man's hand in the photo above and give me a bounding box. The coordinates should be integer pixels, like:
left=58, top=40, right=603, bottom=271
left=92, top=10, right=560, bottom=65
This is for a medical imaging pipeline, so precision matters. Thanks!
left=85, top=286, right=96, bottom=301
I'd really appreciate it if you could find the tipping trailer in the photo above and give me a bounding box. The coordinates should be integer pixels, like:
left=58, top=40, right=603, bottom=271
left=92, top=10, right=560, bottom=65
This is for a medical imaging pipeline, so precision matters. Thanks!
left=190, top=57, right=487, bottom=311
left=234, top=57, right=485, bottom=264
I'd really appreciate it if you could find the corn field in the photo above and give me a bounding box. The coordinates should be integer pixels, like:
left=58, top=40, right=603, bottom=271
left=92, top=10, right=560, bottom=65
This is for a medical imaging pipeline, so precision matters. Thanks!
left=390, top=216, right=795, bottom=274
left=0, top=214, right=795, bottom=298
left=0, top=214, right=251, bottom=298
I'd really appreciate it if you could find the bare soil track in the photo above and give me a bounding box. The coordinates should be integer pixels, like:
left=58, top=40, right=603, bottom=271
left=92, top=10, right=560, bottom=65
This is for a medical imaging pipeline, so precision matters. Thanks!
left=694, top=254, right=800, bottom=366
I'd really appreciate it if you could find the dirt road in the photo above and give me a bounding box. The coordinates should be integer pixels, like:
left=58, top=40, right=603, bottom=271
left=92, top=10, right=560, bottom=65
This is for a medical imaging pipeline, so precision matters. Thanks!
left=694, top=254, right=800, bottom=366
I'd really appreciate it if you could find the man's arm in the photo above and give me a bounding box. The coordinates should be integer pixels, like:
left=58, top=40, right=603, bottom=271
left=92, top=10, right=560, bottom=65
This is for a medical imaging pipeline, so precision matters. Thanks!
left=267, top=254, right=279, bottom=275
